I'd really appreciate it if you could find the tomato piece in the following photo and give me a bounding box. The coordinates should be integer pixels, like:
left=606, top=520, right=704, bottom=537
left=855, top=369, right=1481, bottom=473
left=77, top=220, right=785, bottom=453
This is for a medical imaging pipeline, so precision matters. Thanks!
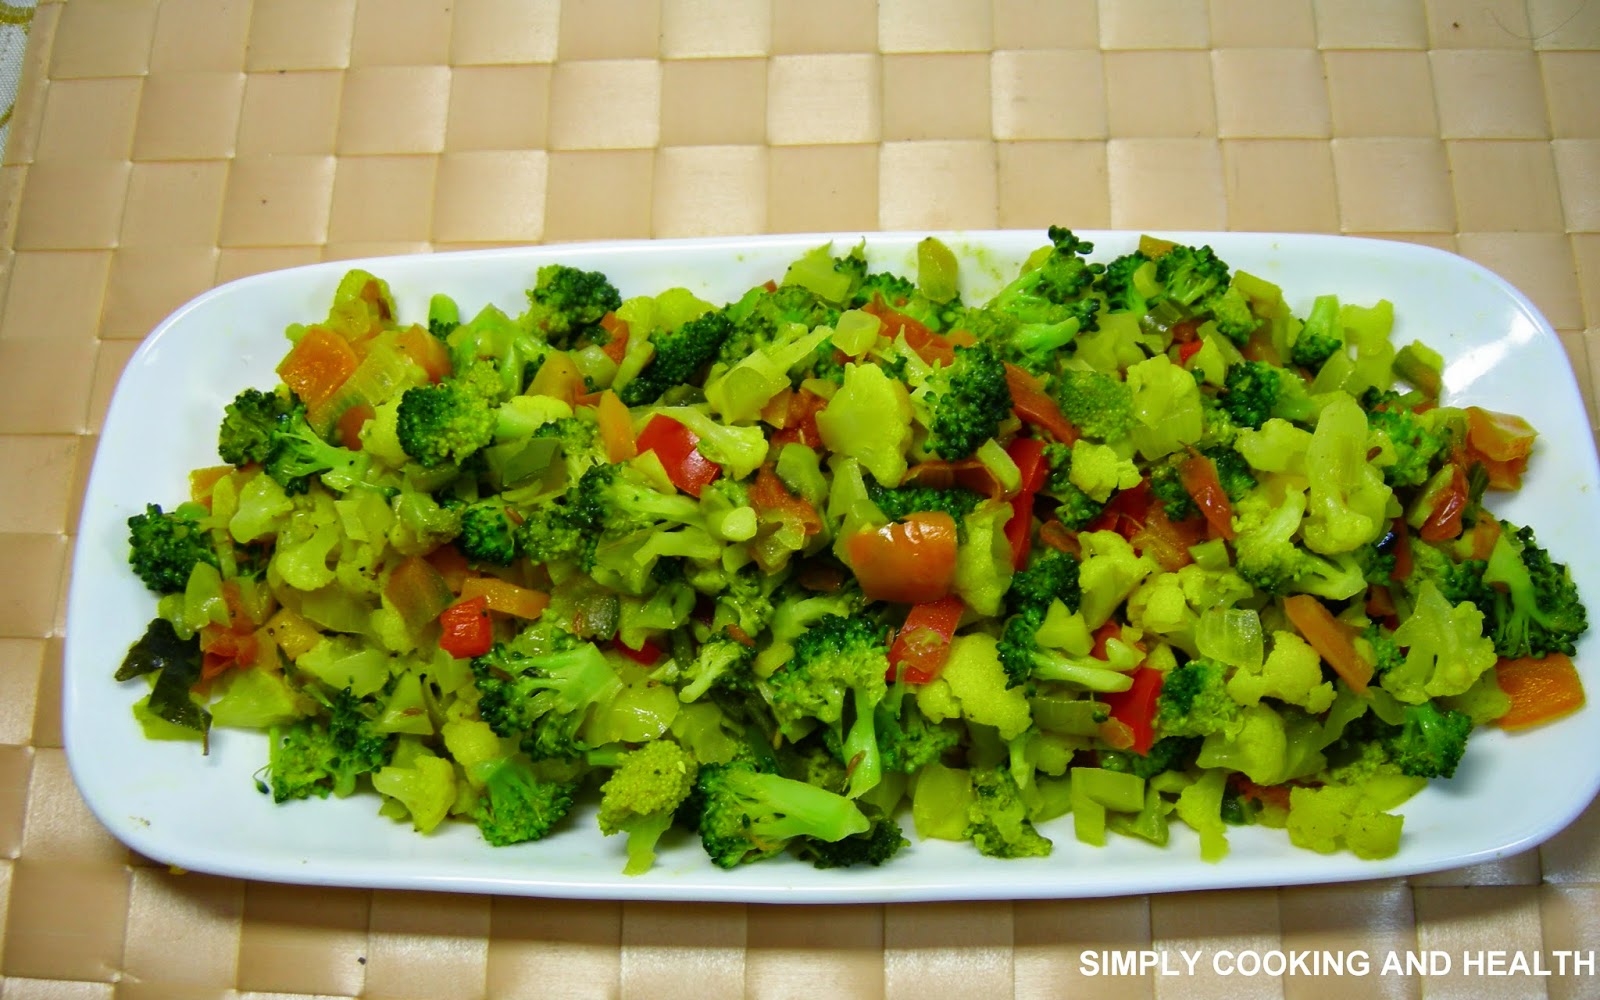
left=1004, top=364, right=1079, bottom=444
left=1496, top=654, right=1586, bottom=730
left=1176, top=338, right=1205, bottom=365
left=1282, top=594, right=1372, bottom=694
left=1100, top=665, right=1163, bottom=755
left=1178, top=452, right=1236, bottom=541
left=847, top=512, right=960, bottom=605
left=636, top=414, right=721, bottom=497
left=888, top=595, right=965, bottom=683
left=439, top=595, right=493, bottom=659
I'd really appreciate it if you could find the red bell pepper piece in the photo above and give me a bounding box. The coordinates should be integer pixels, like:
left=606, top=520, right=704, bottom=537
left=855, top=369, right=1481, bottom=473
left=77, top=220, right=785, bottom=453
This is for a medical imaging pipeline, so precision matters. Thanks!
left=1003, top=436, right=1050, bottom=569
left=887, top=595, right=965, bottom=683
left=847, top=512, right=960, bottom=605
left=636, top=414, right=721, bottom=497
left=1178, top=452, right=1237, bottom=541
left=1090, top=479, right=1154, bottom=539
left=1101, top=665, right=1164, bottom=755
left=613, top=638, right=663, bottom=666
left=1003, top=364, right=1079, bottom=445
left=439, top=595, right=493, bottom=659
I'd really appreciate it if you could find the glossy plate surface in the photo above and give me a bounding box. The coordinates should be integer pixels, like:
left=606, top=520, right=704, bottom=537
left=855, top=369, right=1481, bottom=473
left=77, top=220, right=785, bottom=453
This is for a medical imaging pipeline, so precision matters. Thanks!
left=64, top=231, right=1600, bottom=903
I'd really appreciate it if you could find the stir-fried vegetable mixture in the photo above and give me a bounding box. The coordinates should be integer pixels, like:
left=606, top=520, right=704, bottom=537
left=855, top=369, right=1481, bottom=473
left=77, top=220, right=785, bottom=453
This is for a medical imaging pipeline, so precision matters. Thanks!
left=116, top=229, right=1590, bottom=872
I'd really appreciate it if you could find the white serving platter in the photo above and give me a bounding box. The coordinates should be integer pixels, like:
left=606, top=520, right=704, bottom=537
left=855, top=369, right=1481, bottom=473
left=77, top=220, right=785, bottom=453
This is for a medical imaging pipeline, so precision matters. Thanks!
left=63, top=230, right=1600, bottom=903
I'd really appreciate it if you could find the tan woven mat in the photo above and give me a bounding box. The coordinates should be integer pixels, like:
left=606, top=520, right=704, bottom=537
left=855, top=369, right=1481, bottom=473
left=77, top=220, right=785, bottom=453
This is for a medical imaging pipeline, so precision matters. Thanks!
left=2, top=0, right=1599, bottom=996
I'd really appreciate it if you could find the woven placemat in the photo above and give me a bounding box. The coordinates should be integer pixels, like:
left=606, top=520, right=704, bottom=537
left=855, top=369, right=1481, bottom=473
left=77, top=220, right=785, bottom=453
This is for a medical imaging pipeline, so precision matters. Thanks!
left=1, top=0, right=1598, bottom=996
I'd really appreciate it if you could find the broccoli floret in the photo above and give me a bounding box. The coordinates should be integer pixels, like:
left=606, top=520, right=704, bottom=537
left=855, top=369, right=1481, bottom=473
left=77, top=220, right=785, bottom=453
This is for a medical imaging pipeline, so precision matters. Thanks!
left=1361, top=623, right=1405, bottom=678
left=1008, top=546, right=1083, bottom=615
left=678, top=637, right=757, bottom=703
left=256, top=407, right=371, bottom=495
left=395, top=374, right=497, bottom=469
left=516, top=500, right=590, bottom=567
left=1155, top=660, right=1239, bottom=739
left=1220, top=361, right=1281, bottom=430
left=997, top=607, right=1136, bottom=692
left=1097, top=735, right=1200, bottom=780
left=1207, top=286, right=1260, bottom=346
left=996, top=549, right=1088, bottom=688
left=1154, top=244, right=1230, bottom=312
left=445, top=304, right=550, bottom=399
left=471, top=640, right=624, bottom=760
left=596, top=739, right=699, bottom=874
left=1096, top=250, right=1152, bottom=314
left=965, top=765, right=1053, bottom=858
left=1198, top=395, right=1242, bottom=451
left=875, top=689, right=960, bottom=774
left=523, top=264, right=622, bottom=350
left=764, top=614, right=891, bottom=799
left=470, top=753, right=579, bottom=846
left=722, top=282, right=841, bottom=366
left=692, top=758, right=871, bottom=868
left=865, top=479, right=983, bottom=525
left=618, top=309, right=735, bottom=406
left=1148, top=245, right=1259, bottom=345
left=707, top=561, right=782, bottom=639
left=997, top=227, right=1103, bottom=312
left=910, top=342, right=1012, bottom=460
left=1404, top=539, right=1492, bottom=608
left=427, top=293, right=459, bottom=339
left=1211, top=449, right=1258, bottom=502
left=456, top=497, right=520, bottom=566
left=217, top=387, right=301, bottom=467
left=127, top=502, right=221, bottom=594
left=266, top=689, right=393, bottom=803
left=529, top=415, right=610, bottom=488
left=796, top=810, right=908, bottom=868
left=1289, top=296, right=1342, bottom=370
left=1148, top=460, right=1198, bottom=522
left=1040, top=443, right=1107, bottom=528
left=1366, top=404, right=1453, bottom=489
left=1162, top=446, right=1257, bottom=524
left=1054, top=369, right=1135, bottom=443
left=978, top=227, right=1104, bottom=368
left=568, top=462, right=704, bottom=535
left=851, top=271, right=916, bottom=311
left=1388, top=701, right=1472, bottom=779
left=1483, top=522, right=1589, bottom=659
